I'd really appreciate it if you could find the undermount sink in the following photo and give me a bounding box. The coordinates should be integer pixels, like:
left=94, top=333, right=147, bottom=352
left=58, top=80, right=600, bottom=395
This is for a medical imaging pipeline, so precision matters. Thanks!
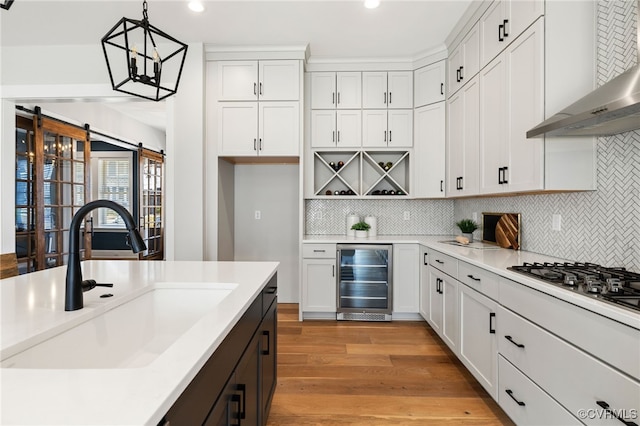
left=1, top=282, right=237, bottom=369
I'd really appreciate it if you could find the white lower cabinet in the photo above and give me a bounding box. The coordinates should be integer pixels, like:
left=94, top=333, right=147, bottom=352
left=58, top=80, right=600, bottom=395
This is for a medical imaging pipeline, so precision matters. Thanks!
left=418, top=246, right=429, bottom=321
left=427, top=264, right=459, bottom=353
left=392, top=244, right=420, bottom=315
left=498, top=355, right=581, bottom=426
left=302, top=244, right=336, bottom=316
left=498, top=304, right=640, bottom=425
left=458, top=283, right=498, bottom=399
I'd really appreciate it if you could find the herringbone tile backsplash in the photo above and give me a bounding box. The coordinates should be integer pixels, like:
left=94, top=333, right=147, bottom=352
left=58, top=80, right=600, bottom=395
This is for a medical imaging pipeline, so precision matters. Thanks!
left=306, top=0, right=640, bottom=272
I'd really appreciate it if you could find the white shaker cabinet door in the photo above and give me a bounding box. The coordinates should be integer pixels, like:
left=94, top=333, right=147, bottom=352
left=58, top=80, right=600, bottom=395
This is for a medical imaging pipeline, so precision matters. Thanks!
left=258, top=102, right=299, bottom=156
left=258, top=60, right=300, bottom=101
left=311, top=72, right=337, bottom=109
left=218, top=61, right=258, bottom=101
left=414, top=102, right=445, bottom=198
left=362, top=72, right=387, bottom=109
left=362, top=110, right=388, bottom=147
left=218, top=102, right=258, bottom=156
left=387, top=110, right=413, bottom=148
left=414, top=60, right=446, bottom=107
left=459, top=284, right=498, bottom=399
left=311, top=110, right=337, bottom=148
left=336, top=72, right=362, bottom=109
left=387, top=71, right=413, bottom=109
left=302, top=259, right=336, bottom=312
left=336, top=110, right=362, bottom=148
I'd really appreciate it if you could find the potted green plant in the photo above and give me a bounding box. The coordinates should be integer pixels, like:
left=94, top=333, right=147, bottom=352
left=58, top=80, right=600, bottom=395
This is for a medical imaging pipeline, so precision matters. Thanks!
left=351, top=221, right=371, bottom=238
left=456, top=219, right=478, bottom=242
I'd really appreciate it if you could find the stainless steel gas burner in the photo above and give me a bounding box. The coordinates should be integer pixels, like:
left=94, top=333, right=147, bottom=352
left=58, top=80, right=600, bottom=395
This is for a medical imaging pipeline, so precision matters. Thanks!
left=508, top=262, right=640, bottom=312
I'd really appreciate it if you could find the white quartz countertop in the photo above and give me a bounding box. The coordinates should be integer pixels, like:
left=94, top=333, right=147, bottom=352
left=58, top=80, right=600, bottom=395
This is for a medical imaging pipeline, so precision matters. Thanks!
left=0, top=260, right=278, bottom=425
left=304, top=234, right=640, bottom=329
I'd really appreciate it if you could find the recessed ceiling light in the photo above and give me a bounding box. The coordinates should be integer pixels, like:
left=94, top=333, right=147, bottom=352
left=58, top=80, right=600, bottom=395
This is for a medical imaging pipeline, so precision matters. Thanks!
left=188, top=1, right=205, bottom=13
left=364, top=0, right=380, bottom=9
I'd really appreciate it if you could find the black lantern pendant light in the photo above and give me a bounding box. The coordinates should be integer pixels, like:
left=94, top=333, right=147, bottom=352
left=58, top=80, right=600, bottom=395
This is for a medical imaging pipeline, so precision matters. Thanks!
left=101, top=0, right=188, bottom=102
left=0, top=0, right=15, bottom=10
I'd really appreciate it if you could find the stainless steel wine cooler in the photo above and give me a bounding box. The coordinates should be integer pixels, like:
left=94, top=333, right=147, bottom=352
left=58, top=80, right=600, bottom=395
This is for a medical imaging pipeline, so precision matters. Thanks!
left=336, top=244, right=393, bottom=321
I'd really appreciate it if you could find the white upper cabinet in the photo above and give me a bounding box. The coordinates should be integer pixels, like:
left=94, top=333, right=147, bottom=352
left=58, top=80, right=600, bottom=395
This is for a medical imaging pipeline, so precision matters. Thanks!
left=447, top=75, right=480, bottom=197
left=311, top=72, right=362, bottom=109
left=414, top=60, right=446, bottom=108
left=414, top=102, right=446, bottom=198
left=480, top=0, right=544, bottom=68
left=362, top=110, right=413, bottom=148
left=311, top=110, right=362, bottom=148
left=218, top=60, right=300, bottom=101
left=219, top=102, right=299, bottom=156
left=362, top=71, right=413, bottom=109
left=480, top=18, right=544, bottom=194
left=448, top=22, right=480, bottom=96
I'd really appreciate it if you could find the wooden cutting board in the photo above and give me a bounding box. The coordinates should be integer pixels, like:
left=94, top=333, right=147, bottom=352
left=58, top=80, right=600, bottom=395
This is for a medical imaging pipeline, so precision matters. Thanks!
left=495, top=214, right=520, bottom=249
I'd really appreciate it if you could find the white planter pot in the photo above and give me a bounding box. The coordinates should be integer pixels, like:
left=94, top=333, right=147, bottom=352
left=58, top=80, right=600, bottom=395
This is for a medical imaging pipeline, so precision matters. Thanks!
left=354, top=230, right=368, bottom=238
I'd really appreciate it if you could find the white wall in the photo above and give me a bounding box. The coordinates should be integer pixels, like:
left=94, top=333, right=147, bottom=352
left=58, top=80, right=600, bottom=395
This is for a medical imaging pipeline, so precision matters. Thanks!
left=0, top=100, right=16, bottom=254
left=234, top=164, right=300, bottom=302
left=166, top=43, right=205, bottom=261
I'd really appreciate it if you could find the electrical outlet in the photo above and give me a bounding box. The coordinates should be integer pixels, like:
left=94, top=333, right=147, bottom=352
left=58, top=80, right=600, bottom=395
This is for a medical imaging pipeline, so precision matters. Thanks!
left=403, top=211, right=411, bottom=221
left=255, top=210, right=261, bottom=220
left=552, top=214, right=561, bottom=231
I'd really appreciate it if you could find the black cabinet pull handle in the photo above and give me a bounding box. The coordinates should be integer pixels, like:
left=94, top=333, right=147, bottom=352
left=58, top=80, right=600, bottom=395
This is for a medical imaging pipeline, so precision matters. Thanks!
left=337, top=92, right=341, bottom=104
left=384, top=92, right=387, bottom=104
left=384, top=130, right=387, bottom=142
left=459, top=66, right=464, bottom=81
left=253, top=82, right=257, bottom=96
left=337, top=131, right=340, bottom=142
left=498, top=23, right=504, bottom=42
left=505, top=335, right=525, bottom=348
left=259, top=82, right=263, bottom=96
left=456, top=68, right=461, bottom=83
left=440, top=180, right=444, bottom=192
left=389, top=92, right=392, bottom=104
left=596, top=401, right=638, bottom=426
left=503, top=19, right=509, bottom=37
left=230, top=394, right=242, bottom=426
left=503, top=166, right=508, bottom=184
left=313, top=249, right=326, bottom=252
left=332, top=92, right=335, bottom=105
left=262, top=330, right=270, bottom=355
left=489, top=312, right=496, bottom=334
left=436, top=278, right=442, bottom=294
left=435, top=259, right=444, bottom=264
left=332, top=265, right=335, bottom=277
left=505, top=389, right=525, bottom=406
left=467, top=274, right=481, bottom=282
left=498, top=167, right=503, bottom=184
left=266, top=286, right=277, bottom=294
left=237, top=384, right=247, bottom=419
left=253, top=138, right=257, bottom=151
left=389, top=130, right=392, bottom=142
left=440, top=83, right=444, bottom=95
left=333, top=131, right=336, bottom=143
left=259, top=138, right=262, bottom=151
left=459, top=176, right=463, bottom=190
left=424, top=253, right=428, bottom=265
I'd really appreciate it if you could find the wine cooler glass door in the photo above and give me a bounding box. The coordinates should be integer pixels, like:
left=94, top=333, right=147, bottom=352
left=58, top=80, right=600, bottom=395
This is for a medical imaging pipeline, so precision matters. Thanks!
left=337, top=244, right=393, bottom=320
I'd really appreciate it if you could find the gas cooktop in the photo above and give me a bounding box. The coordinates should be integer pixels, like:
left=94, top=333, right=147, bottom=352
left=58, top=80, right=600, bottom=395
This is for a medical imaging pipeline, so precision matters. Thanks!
left=508, top=262, right=640, bottom=313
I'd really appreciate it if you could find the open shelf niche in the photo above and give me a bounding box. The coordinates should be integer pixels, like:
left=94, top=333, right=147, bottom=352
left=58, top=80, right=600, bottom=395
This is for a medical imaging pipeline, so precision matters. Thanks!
left=362, top=151, right=410, bottom=196
left=313, top=151, right=360, bottom=196
left=310, top=150, right=411, bottom=198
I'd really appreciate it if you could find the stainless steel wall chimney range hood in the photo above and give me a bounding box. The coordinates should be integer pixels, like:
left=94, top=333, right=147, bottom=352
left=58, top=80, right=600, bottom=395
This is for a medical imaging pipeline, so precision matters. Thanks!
left=527, top=0, right=640, bottom=138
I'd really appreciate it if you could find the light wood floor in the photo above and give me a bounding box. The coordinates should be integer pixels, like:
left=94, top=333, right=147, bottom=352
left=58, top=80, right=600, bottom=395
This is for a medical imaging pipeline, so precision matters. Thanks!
left=267, top=304, right=514, bottom=426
